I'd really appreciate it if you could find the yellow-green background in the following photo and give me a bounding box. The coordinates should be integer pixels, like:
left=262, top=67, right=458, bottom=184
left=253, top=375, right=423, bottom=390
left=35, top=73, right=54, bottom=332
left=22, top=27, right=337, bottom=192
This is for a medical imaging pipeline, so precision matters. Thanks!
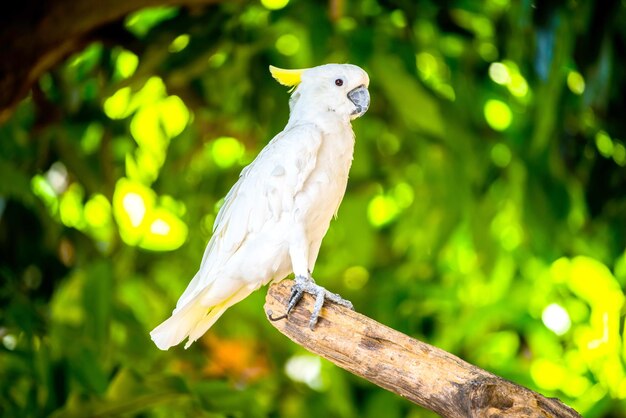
left=1, top=0, right=626, bottom=416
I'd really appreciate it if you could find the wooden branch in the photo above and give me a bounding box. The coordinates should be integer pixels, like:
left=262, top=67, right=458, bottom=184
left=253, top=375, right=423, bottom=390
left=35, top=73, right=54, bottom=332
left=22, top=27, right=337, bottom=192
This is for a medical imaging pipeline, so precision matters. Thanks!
left=264, top=280, right=581, bottom=418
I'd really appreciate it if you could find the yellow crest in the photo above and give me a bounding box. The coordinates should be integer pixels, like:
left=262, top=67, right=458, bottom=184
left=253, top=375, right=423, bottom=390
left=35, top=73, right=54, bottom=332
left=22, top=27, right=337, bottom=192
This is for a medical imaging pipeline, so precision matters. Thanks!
left=269, top=65, right=306, bottom=89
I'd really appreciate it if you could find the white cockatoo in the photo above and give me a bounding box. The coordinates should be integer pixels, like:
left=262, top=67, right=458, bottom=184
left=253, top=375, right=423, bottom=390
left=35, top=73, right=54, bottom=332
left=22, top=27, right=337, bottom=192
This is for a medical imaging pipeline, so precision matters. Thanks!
left=150, top=63, right=370, bottom=350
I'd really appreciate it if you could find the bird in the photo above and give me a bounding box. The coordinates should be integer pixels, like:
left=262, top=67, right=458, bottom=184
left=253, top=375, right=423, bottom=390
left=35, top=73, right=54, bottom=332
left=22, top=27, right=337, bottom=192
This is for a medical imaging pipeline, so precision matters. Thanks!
left=150, top=63, right=370, bottom=350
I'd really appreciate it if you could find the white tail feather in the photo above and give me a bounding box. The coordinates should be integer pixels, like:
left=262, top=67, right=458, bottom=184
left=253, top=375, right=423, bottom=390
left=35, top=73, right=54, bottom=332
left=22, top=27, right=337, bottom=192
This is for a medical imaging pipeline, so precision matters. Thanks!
left=151, top=285, right=253, bottom=350
left=182, top=286, right=254, bottom=348
left=150, top=300, right=210, bottom=350
left=184, top=305, right=229, bottom=349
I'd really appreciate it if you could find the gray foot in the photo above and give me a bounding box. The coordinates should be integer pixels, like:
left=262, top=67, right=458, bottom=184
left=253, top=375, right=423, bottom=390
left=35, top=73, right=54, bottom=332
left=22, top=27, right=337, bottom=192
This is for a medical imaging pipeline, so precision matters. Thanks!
left=286, top=275, right=354, bottom=329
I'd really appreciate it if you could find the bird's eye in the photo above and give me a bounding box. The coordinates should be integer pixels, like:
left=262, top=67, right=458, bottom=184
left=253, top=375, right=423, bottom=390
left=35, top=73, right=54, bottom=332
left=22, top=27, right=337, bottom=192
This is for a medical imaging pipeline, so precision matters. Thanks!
left=335, top=79, right=344, bottom=87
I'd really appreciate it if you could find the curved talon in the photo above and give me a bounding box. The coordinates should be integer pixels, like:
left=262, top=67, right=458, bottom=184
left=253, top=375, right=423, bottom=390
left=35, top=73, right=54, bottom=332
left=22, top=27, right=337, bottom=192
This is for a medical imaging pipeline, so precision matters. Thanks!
left=267, top=310, right=289, bottom=322
left=286, top=286, right=304, bottom=314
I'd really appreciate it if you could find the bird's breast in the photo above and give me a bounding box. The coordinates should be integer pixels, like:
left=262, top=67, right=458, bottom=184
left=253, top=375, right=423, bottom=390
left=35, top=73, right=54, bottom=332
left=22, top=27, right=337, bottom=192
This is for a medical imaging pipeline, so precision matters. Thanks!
left=295, top=126, right=355, bottom=224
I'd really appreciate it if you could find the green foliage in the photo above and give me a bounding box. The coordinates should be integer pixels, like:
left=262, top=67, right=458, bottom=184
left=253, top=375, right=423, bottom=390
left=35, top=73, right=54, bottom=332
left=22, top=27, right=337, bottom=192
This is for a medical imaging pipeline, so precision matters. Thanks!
left=2, top=0, right=626, bottom=416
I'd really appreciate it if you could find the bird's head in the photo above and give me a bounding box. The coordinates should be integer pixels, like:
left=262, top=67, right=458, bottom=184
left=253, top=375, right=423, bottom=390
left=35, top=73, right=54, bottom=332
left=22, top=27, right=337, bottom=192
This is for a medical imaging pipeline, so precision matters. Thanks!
left=270, top=63, right=370, bottom=122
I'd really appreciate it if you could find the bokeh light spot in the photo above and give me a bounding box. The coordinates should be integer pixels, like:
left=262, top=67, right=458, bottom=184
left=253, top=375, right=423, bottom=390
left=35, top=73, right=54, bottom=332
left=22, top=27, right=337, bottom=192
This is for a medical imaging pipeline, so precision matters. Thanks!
left=46, top=162, right=69, bottom=195
left=169, top=34, right=190, bottom=53
left=208, top=51, right=227, bottom=68
left=131, top=106, right=166, bottom=153
left=275, top=34, right=300, bottom=56
left=31, top=175, right=59, bottom=214
left=568, top=256, right=623, bottom=309
left=393, top=182, right=414, bottom=208
left=390, top=10, right=407, bottom=28
left=116, top=50, right=139, bottom=78
left=261, top=0, right=289, bottom=10
left=122, top=192, right=146, bottom=227
left=436, top=84, right=456, bottom=101
left=491, top=143, right=512, bottom=167
left=472, top=16, right=493, bottom=38
left=542, top=303, right=571, bottom=335
left=59, top=184, right=85, bottom=229
left=285, top=355, right=324, bottom=390
left=125, top=6, right=179, bottom=37
left=484, top=99, right=512, bottom=131
left=336, top=17, right=357, bottom=31
left=211, top=137, right=245, bottom=168
left=478, top=43, right=498, bottom=61
left=567, top=71, right=585, bottom=95
left=488, top=0, right=510, bottom=8
left=2, top=335, right=17, bottom=350
left=613, top=142, right=626, bottom=166
left=489, top=62, right=511, bottom=85
left=343, top=266, right=370, bottom=290
left=440, top=36, right=464, bottom=57
left=159, top=95, right=190, bottom=138
left=104, top=87, right=132, bottom=119
left=595, top=131, right=613, bottom=157
left=140, top=209, right=188, bottom=251
left=416, top=52, right=437, bottom=80
left=508, top=73, right=528, bottom=97
left=550, top=257, right=571, bottom=283
left=81, top=123, right=104, bottom=154
left=367, top=195, right=399, bottom=227
left=84, top=194, right=112, bottom=229
left=531, top=359, right=566, bottom=390
left=105, top=76, right=168, bottom=123
left=150, top=218, right=171, bottom=235
left=500, top=225, right=522, bottom=250
left=113, top=179, right=187, bottom=251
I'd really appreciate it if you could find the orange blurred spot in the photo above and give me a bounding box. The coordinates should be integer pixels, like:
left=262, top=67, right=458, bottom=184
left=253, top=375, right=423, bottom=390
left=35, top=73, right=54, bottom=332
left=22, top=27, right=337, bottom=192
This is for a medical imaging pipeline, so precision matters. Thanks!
left=200, top=333, right=270, bottom=384
left=58, top=238, right=75, bottom=266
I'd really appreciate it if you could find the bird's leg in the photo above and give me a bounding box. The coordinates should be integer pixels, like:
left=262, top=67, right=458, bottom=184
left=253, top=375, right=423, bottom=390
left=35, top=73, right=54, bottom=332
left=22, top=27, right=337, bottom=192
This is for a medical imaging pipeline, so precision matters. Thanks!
left=285, top=225, right=353, bottom=328
left=287, top=274, right=354, bottom=330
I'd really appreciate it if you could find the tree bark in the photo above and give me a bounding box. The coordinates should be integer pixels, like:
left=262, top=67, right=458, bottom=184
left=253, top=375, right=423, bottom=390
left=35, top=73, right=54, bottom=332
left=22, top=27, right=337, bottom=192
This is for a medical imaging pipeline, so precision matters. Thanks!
left=0, top=0, right=221, bottom=123
left=264, top=280, right=581, bottom=418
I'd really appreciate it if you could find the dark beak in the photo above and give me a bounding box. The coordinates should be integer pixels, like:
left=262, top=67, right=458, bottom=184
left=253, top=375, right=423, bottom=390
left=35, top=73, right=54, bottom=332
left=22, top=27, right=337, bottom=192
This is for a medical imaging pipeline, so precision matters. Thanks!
left=348, top=85, right=370, bottom=118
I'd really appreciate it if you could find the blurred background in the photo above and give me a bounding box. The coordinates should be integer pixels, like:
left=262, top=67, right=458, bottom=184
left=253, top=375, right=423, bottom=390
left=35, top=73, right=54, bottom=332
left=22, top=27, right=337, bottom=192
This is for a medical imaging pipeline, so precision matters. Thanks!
left=1, top=0, right=626, bottom=416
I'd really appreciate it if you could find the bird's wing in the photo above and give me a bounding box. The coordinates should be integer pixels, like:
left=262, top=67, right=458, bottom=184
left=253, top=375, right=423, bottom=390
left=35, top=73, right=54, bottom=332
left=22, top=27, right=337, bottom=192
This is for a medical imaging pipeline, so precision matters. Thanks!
left=174, top=123, right=323, bottom=311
